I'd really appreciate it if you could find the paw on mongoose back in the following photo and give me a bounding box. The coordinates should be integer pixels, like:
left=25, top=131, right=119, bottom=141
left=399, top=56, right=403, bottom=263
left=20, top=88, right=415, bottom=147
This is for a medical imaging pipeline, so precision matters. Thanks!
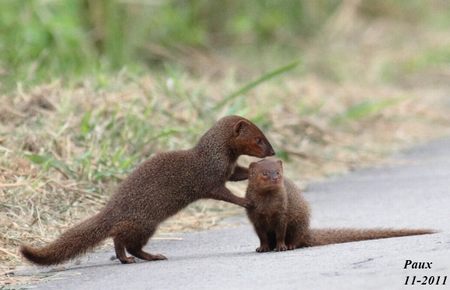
left=245, top=158, right=434, bottom=252
left=20, top=115, right=275, bottom=265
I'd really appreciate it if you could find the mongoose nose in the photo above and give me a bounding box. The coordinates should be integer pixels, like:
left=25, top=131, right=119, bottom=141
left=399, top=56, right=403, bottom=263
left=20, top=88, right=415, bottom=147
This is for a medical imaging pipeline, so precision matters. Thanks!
left=270, top=173, right=280, bottom=182
left=267, top=147, right=275, bottom=156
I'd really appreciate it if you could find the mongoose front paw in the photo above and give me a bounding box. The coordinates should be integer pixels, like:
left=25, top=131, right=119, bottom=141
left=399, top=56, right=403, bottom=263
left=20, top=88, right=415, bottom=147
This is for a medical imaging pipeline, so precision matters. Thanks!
left=275, top=244, right=288, bottom=251
left=286, top=244, right=296, bottom=250
left=244, top=199, right=255, bottom=209
left=256, top=245, right=271, bottom=252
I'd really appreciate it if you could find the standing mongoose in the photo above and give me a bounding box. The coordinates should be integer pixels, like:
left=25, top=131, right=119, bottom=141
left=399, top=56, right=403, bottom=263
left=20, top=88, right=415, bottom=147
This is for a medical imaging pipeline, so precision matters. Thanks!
left=245, top=158, right=434, bottom=252
left=20, top=115, right=275, bottom=265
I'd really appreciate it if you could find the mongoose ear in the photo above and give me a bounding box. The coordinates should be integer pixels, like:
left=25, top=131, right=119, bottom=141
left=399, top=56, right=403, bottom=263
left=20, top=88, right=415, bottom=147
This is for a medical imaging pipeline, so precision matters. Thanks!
left=233, top=120, right=249, bottom=136
left=277, top=159, right=283, bottom=170
left=249, top=162, right=257, bottom=176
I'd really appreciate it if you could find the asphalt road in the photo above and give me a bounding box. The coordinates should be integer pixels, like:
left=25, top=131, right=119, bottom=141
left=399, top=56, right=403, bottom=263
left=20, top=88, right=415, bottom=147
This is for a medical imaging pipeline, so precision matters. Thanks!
left=18, top=138, right=450, bottom=290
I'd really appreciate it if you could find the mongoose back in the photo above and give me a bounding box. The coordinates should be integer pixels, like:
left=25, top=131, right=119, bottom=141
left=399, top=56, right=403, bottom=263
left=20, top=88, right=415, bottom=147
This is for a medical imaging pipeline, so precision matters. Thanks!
left=245, top=158, right=434, bottom=252
left=20, top=115, right=275, bottom=265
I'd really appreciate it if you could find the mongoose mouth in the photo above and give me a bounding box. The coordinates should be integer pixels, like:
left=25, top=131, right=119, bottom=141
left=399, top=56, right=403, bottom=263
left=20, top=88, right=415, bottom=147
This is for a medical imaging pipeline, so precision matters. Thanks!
left=270, top=178, right=282, bottom=185
left=261, top=178, right=282, bottom=188
left=265, top=146, right=275, bottom=156
left=254, top=148, right=275, bottom=158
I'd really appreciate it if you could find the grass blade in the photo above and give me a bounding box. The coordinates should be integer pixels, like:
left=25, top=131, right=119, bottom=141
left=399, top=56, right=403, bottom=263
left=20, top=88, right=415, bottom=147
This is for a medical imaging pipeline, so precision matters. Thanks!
left=213, top=60, right=300, bottom=111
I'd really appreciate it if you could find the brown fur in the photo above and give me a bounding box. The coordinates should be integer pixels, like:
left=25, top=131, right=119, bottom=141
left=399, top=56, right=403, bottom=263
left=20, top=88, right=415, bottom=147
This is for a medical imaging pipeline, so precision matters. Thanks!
left=245, top=158, right=435, bottom=252
left=20, top=115, right=275, bottom=265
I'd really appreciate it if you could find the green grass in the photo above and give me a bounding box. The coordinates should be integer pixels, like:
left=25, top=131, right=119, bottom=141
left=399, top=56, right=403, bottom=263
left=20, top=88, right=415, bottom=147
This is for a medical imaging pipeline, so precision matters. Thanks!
left=2, top=0, right=447, bottom=91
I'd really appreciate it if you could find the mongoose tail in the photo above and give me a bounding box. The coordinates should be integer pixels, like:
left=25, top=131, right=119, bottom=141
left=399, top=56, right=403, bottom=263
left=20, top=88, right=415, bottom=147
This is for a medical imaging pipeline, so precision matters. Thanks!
left=310, top=228, right=435, bottom=246
left=20, top=212, right=111, bottom=266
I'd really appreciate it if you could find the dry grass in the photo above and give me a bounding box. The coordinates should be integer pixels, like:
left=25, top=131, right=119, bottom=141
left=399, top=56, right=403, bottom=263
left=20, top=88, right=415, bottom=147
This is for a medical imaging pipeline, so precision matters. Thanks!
left=1, top=9, right=450, bottom=287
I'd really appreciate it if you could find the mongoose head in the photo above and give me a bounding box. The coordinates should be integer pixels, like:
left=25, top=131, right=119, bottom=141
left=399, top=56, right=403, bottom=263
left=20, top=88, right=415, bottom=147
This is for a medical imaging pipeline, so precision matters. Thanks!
left=249, top=158, right=284, bottom=190
left=230, top=118, right=275, bottom=158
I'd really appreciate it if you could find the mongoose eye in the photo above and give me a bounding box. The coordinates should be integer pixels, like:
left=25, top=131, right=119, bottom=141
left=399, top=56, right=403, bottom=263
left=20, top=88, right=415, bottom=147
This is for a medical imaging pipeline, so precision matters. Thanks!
left=255, top=137, right=262, bottom=145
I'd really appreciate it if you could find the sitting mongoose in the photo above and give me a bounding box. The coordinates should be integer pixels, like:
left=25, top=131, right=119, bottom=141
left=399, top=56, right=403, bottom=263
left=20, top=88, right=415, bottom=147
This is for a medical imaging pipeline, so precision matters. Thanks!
left=20, top=115, right=275, bottom=265
left=245, top=158, right=434, bottom=252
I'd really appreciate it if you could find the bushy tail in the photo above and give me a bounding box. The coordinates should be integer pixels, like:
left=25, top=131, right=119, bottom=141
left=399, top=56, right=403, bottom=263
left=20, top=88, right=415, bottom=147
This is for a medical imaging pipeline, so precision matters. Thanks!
left=20, top=212, right=111, bottom=266
left=309, top=228, right=435, bottom=246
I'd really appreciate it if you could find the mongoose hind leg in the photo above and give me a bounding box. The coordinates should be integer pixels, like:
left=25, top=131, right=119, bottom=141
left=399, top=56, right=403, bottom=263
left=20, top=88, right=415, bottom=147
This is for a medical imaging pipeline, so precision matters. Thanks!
left=114, top=237, right=136, bottom=264
left=124, top=229, right=167, bottom=262
left=285, top=224, right=311, bottom=250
